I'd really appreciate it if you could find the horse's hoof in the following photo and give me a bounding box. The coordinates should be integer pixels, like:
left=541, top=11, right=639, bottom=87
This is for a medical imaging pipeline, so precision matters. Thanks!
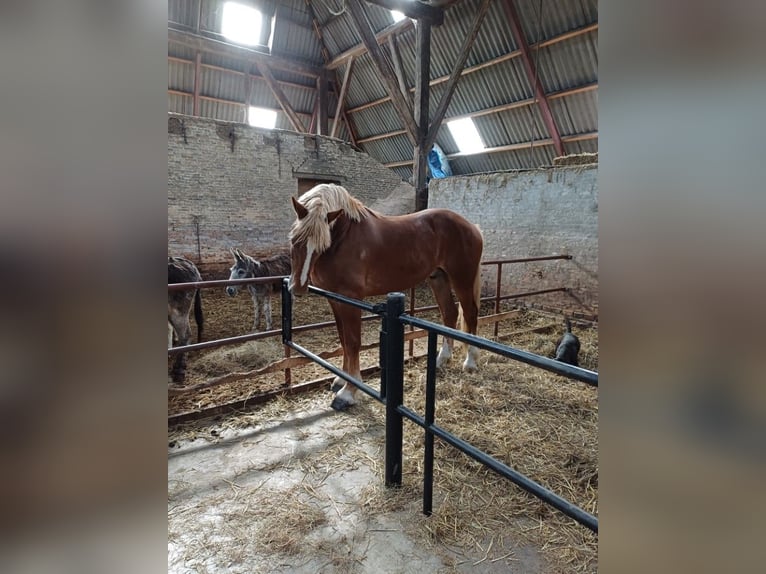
left=330, top=396, right=353, bottom=411
left=330, top=379, right=344, bottom=393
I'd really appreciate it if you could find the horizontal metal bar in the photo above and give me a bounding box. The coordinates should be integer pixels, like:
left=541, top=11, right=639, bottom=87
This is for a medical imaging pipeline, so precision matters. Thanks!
left=482, top=255, right=572, bottom=265
left=168, top=328, right=280, bottom=355
left=306, top=285, right=379, bottom=313
left=397, top=405, right=598, bottom=532
left=285, top=341, right=382, bottom=402
left=399, top=315, right=598, bottom=386
left=168, top=276, right=286, bottom=291
left=499, top=287, right=568, bottom=300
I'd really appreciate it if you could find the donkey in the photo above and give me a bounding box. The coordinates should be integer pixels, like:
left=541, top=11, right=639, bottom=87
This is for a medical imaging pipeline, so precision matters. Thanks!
left=226, top=248, right=292, bottom=332
left=554, top=318, right=581, bottom=367
left=168, top=256, right=204, bottom=383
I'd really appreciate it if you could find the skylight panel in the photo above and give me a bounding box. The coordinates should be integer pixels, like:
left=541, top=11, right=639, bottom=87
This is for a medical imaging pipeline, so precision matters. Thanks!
left=248, top=106, right=277, bottom=129
left=390, top=10, right=406, bottom=23
left=221, top=2, right=262, bottom=46
left=447, top=118, right=486, bottom=154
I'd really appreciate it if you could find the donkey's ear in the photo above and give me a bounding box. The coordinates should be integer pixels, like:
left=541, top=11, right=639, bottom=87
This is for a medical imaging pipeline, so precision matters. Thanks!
left=291, top=196, right=308, bottom=219
left=327, top=209, right=343, bottom=225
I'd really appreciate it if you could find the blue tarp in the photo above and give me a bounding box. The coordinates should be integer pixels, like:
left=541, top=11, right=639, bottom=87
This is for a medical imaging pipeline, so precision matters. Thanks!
left=428, top=144, right=452, bottom=178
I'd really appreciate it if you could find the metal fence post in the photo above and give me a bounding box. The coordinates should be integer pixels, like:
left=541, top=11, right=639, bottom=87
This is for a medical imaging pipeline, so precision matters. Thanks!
left=384, top=292, right=406, bottom=487
left=281, top=278, right=293, bottom=344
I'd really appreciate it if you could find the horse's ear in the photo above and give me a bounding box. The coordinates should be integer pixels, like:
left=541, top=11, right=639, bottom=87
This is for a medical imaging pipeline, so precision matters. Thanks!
left=327, top=209, right=343, bottom=225
left=291, top=196, right=308, bottom=219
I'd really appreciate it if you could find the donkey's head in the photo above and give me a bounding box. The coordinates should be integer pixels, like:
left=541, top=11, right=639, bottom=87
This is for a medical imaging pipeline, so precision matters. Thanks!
left=226, top=248, right=258, bottom=297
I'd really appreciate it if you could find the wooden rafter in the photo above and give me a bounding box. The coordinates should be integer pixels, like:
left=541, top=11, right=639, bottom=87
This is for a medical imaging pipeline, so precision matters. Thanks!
left=502, top=0, right=564, bottom=156
left=425, top=0, right=491, bottom=149
left=388, top=35, right=409, bottom=103
left=383, top=132, right=598, bottom=167
left=192, top=52, right=202, bottom=116
left=346, top=0, right=417, bottom=145
left=256, top=62, right=307, bottom=132
left=331, top=58, right=355, bottom=138
left=168, top=27, right=322, bottom=78
left=326, top=19, right=414, bottom=70
left=346, top=23, right=597, bottom=115
left=356, top=83, right=597, bottom=144
left=412, top=20, right=432, bottom=210
left=316, top=73, right=329, bottom=135
left=363, top=0, right=444, bottom=25
left=304, top=0, right=359, bottom=143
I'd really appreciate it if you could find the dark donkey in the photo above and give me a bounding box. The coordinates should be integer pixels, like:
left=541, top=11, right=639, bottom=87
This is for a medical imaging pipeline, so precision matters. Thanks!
left=168, top=256, right=204, bottom=383
left=226, top=248, right=291, bottom=332
left=553, top=318, right=581, bottom=367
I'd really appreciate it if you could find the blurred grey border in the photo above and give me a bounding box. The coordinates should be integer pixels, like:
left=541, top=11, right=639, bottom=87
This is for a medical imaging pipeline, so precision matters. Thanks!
left=0, top=1, right=168, bottom=573
left=0, top=1, right=764, bottom=572
left=600, top=1, right=766, bottom=572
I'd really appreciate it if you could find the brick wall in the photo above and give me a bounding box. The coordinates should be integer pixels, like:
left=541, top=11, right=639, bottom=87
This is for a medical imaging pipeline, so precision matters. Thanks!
left=168, top=114, right=411, bottom=270
left=428, top=166, right=598, bottom=316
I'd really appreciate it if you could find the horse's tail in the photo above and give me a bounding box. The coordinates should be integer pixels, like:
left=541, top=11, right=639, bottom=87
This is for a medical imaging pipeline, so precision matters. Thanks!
left=194, top=288, right=204, bottom=343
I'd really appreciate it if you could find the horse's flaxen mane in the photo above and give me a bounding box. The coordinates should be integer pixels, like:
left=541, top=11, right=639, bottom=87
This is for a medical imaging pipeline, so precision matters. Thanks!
left=289, top=184, right=372, bottom=253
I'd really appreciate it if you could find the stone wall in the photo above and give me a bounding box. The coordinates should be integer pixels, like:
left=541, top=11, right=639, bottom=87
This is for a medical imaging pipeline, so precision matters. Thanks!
left=168, top=114, right=413, bottom=271
left=428, top=166, right=598, bottom=315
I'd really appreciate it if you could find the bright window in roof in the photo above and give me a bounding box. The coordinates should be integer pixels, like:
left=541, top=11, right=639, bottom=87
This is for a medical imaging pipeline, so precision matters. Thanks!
left=390, top=10, right=406, bottom=23
left=447, top=118, right=485, bottom=154
left=221, top=2, right=262, bottom=46
left=248, top=106, right=277, bottom=129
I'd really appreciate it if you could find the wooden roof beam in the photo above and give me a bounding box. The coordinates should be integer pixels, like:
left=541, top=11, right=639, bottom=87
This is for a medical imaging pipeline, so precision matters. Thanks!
left=346, top=0, right=418, bottom=145
left=256, top=62, right=307, bottom=132
left=503, top=0, right=564, bottom=156
left=346, top=22, right=597, bottom=115
left=326, top=19, right=414, bottom=70
left=357, top=83, right=598, bottom=144
left=364, top=0, right=444, bottom=25
left=168, top=27, right=323, bottom=78
left=383, top=132, right=598, bottom=167
left=425, top=0, right=491, bottom=149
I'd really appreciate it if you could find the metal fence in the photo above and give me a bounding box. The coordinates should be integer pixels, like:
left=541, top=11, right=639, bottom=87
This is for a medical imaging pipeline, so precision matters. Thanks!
left=280, top=280, right=599, bottom=533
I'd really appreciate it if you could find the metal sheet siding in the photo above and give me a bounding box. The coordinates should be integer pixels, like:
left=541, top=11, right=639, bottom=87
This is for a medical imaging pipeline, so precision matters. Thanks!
left=169, top=0, right=598, bottom=175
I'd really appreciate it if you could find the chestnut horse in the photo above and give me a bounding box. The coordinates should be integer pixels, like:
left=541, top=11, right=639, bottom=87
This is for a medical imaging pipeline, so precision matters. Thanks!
left=288, top=183, right=483, bottom=411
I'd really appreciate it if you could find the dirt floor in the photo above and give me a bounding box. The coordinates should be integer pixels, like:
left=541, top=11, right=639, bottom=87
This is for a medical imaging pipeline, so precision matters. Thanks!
left=168, top=286, right=598, bottom=572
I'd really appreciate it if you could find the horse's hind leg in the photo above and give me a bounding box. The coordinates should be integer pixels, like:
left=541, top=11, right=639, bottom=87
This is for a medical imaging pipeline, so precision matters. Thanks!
left=428, top=269, right=459, bottom=368
left=328, top=301, right=362, bottom=411
left=453, top=272, right=481, bottom=372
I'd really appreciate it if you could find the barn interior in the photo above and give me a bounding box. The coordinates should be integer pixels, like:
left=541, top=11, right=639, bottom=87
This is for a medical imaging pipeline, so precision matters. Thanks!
left=168, top=1, right=598, bottom=572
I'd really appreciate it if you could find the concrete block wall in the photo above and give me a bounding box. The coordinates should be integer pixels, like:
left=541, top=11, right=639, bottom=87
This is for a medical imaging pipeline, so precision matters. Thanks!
left=428, top=166, right=598, bottom=315
left=168, top=114, right=412, bottom=271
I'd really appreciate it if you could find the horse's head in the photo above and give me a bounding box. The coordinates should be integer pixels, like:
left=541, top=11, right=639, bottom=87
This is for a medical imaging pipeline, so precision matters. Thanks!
left=226, top=248, right=253, bottom=296
left=288, top=196, right=342, bottom=296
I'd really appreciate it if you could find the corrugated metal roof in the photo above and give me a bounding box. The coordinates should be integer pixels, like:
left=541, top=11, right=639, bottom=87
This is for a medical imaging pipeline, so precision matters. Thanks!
left=168, top=0, right=598, bottom=177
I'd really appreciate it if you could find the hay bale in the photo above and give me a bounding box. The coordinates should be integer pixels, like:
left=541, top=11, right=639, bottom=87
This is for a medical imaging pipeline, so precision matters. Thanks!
left=552, top=152, right=598, bottom=167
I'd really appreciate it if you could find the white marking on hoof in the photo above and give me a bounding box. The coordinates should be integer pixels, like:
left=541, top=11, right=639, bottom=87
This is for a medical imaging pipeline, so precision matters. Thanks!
left=333, top=384, right=357, bottom=408
left=463, top=345, right=480, bottom=372
left=436, top=340, right=452, bottom=368
left=330, top=376, right=344, bottom=393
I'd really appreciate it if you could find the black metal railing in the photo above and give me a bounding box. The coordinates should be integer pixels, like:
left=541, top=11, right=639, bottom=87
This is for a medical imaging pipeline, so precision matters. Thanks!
left=280, top=280, right=599, bottom=533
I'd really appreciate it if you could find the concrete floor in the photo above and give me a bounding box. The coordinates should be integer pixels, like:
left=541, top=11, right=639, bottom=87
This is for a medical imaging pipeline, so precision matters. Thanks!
left=168, top=393, right=544, bottom=574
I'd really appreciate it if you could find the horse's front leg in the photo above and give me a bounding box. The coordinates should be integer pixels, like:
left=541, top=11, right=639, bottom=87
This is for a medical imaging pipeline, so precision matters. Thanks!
left=328, top=302, right=362, bottom=411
